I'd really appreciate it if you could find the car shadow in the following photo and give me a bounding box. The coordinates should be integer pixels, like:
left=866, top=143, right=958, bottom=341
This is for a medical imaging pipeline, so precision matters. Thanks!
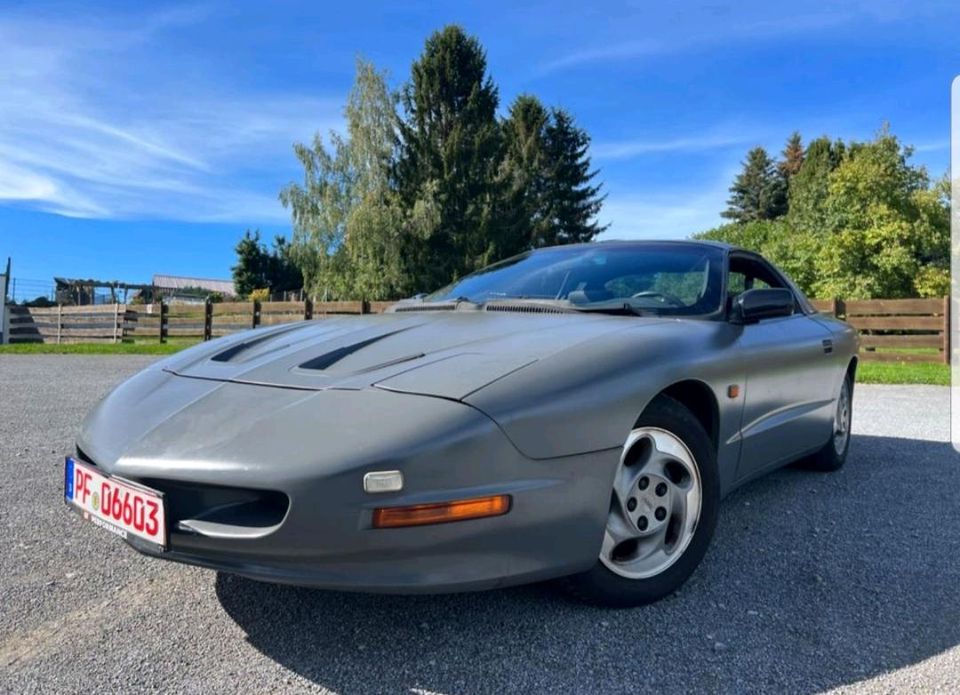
left=215, top=434, right=959, bottom=694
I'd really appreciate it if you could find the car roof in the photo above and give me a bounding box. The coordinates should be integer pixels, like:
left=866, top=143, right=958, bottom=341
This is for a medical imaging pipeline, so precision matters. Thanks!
left=535, top=239, right=737, bottom=253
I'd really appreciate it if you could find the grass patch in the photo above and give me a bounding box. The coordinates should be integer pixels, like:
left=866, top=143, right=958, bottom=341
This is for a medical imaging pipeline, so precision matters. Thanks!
left=0, top=341, right=197, bottom=355
left=857, top=360, right=949, bottom=386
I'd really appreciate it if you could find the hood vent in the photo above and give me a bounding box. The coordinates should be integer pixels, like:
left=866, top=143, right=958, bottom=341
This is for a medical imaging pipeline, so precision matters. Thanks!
left=484, top=303, right=571, bottom=315
left=298, top=327, right=413, bottom=371
left=210, top=325, right=305, bottom=363
left=392, top=303, right=457, bottom=313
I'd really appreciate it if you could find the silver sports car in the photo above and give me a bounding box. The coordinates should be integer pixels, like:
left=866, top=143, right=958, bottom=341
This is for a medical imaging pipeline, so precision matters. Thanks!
left=65, top=241, right=856, bottom=606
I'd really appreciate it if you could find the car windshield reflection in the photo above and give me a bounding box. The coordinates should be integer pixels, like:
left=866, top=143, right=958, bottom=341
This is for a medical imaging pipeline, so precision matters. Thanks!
left=426, top=243, right=725, bottom=317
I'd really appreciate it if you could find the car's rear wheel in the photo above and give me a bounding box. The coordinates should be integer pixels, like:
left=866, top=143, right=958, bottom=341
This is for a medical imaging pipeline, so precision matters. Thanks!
left=564, top=395, right=719, bottom=607
left=801, top=374, right=853, bottom=472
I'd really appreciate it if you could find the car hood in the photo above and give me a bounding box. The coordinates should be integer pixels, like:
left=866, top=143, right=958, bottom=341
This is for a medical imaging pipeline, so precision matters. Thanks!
left=160, top=310, right=663, bottom=401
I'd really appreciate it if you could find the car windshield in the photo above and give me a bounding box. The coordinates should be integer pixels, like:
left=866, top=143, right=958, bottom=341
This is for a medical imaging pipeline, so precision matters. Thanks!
left=426, top=243, right=725, bottom=317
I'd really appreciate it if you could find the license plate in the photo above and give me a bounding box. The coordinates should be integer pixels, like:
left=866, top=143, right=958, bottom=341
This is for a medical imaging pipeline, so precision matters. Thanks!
left=64, top=457, right=167, bottom=550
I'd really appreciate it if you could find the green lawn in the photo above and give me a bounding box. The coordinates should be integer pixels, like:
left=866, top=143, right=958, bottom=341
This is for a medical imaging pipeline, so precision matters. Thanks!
left=0, top=341, right=197, bottom=355
left=857, top=360, right=949, bottom=386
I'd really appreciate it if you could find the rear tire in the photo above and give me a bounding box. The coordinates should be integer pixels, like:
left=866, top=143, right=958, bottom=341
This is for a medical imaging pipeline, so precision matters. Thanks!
left=801, top=373, right=853, bottom=472
left=563, top=394, right=719, bottom=607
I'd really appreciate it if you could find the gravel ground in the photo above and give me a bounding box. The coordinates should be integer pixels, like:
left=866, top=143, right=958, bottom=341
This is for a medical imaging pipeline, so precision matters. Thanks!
left=0, top=356, right=956, bottom=694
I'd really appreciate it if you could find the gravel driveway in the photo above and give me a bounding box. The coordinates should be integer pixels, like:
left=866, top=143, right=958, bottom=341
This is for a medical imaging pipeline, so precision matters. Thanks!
left=0, top=355, right=956, bottom=694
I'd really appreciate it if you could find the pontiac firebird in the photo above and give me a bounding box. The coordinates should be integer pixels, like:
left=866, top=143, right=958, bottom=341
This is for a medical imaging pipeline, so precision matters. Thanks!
left=66, top=241, right=857, bottom=606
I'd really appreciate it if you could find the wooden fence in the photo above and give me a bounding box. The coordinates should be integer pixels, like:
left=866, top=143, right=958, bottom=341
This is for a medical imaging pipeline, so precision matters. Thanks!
left=810, top=297, right=948, bottom=363
left=5, top=300, right=388, bottom=345
left=4, top=297, right=951, bottom=364
left=6, top=304, right=137, bottom=344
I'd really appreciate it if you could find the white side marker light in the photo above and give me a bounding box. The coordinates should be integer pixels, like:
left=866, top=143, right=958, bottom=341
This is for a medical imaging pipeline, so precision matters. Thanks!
left=363, top=470, right=404, bottom=493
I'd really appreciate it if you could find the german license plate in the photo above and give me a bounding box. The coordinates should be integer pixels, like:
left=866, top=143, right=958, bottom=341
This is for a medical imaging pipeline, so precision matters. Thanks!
left=64, top=457, right=167, bottom=549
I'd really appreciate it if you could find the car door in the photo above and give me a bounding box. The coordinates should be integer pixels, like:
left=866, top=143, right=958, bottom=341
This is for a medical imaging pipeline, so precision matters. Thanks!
left=730, top=253, right=836, bottom=481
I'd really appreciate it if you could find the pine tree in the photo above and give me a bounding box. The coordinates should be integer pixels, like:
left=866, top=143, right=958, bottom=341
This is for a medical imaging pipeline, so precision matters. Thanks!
left=499, top=98, right=606, bottom=251
left=232, top=230, right=301, bottom=298
left=779, top=131, right=804, bottom=181
left=721, top=146, right=786, bottom=223
left=499, top=95, right=551, bottom=254
left=539, top=108, right=606, bottom=245
left=232, top=230, right=271, bottom=298
left=394, top=25, right=502, bottom=290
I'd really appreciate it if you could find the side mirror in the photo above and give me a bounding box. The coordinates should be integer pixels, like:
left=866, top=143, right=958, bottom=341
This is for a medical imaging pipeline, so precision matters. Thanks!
left=731, top=288, right=795, bottom=324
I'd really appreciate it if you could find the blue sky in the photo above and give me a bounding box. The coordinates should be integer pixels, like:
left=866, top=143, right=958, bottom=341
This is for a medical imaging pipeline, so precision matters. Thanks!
left=0, top=0, right=956, bottom=296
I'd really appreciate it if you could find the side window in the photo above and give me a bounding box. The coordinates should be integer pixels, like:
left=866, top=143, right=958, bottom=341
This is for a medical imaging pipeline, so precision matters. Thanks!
left=727, top=255, right=791, bottom=311
left=728, top=271, right=746, bottom=296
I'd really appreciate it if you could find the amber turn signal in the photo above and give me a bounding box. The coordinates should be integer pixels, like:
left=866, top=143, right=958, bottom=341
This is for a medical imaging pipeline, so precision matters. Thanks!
left=372, top=495, right=511, bottom=528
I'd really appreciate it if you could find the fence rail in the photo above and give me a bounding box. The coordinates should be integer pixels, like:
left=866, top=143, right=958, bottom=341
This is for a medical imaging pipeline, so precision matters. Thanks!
left=4, top=300, right=388, bottom=345
left=809, top=297, right=948, bottom=363
left=7, top=304, right=135, bottom=344
left=4, top=297, right=951, bottom=364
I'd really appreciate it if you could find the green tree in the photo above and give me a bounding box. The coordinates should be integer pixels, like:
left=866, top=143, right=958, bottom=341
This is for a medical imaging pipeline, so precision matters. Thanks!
left=813, top=129, right=945, bottom=298
left=394, top=25, right=503, bottom=291
left=539, top=108, right=606, bottom=245
left=498, top=96, right=606, bottom=251
left=281, top=27, right=606, bottom=298
left=787, top=136, right=845, bottom=232
left=698, top=127, right=949, bottom=300
left=498, top=95, right=550, bottom=253
left=231, top=229, right=303, bottom=298
left=268, top=235, right=304, bottom=295
left=281, top=59, right=405, bottom=300
left=232, top=230, right=272, bottom=298
left=721, top=146, right=786, bottom=223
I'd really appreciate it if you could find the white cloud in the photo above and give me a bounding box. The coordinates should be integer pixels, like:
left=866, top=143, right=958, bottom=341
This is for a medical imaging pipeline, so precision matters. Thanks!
left=913, top=139, right=950, bottom=154
left=539, top=39, right=666, bottom=74
left=0, top=9, right=342, bottom=223
left=592, top=132, right=752, bottom=161
left=536, top=4, right=900, bottom=74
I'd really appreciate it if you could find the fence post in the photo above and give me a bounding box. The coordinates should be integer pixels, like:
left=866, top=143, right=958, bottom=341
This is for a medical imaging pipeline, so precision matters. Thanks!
left=204, top=299, right=213, bottom=341
left=304, top=297, right=313, bottom=321
left=113, top=303, right=120, bottom=344
left=159, top=301, right=168, bottom=343
left=252, top=300, right=261, bottom=329
left=944, top=295, right=951, bottom=366
left=56, top=305, right=62, bottom=345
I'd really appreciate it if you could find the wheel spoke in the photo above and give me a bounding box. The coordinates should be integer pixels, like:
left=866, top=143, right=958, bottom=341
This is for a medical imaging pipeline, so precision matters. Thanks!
left=600, top=426, right=703, bottom=580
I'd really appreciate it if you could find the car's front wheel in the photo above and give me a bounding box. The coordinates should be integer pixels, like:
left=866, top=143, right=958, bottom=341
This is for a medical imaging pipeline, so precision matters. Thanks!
left=564, top=395, right=719, bottom=607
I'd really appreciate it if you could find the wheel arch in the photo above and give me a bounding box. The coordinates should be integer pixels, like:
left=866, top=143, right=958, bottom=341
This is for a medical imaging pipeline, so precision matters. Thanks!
left=846, top=355, right=858, bottom=383
left=639, top=379, right=720, bottom=454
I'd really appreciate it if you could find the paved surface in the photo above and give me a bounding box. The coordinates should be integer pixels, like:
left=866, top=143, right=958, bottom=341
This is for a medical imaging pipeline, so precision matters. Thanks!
left=0, top=355, right=957, bottom=694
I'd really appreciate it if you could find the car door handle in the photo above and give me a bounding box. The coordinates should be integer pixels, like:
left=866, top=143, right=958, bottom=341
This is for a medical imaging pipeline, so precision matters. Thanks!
left=822, top=339, right=833, bottom=354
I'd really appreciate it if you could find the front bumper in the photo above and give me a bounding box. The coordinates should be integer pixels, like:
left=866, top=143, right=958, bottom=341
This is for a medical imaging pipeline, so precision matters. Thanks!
left=77, top=375, right=616, bottom=592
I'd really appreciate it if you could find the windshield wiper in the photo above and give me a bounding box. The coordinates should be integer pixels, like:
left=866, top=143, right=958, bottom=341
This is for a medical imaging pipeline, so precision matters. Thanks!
left=570, top=300, right=651, bottom=317
left=453, top=296, right=482, bottom=305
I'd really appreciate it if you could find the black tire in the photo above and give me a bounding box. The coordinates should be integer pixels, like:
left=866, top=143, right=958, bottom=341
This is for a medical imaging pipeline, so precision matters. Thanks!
left=563, top=394, right=720, bottom=607
left=801, top=373, right=853, bottom=472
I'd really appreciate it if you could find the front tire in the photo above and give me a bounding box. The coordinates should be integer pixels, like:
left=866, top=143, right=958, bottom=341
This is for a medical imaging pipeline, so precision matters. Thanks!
left=563, top=395, right=719, bottom=607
